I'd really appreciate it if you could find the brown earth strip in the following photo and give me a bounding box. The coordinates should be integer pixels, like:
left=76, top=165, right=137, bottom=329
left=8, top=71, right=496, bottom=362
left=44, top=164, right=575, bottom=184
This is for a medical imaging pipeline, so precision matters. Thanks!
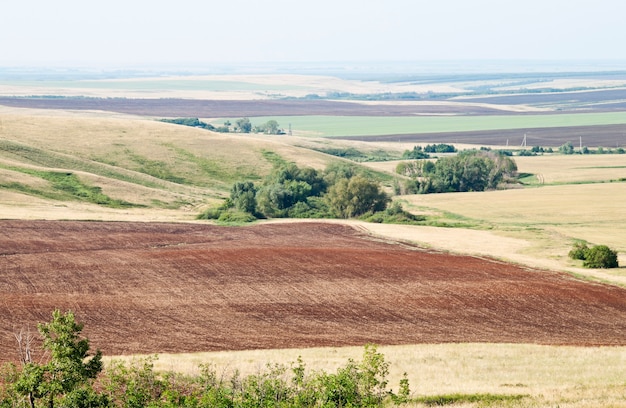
left=455, top=88, right=626, bottom=107
left=0, top=97, right=525, bottom=117
left=1, top=220, right=625, bottom=364
left=336, top=124, right=626, bottom=147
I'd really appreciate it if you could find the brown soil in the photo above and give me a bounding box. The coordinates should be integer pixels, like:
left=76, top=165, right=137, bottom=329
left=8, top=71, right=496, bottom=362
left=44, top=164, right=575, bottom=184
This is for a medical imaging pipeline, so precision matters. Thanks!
left=336, top=124, right=626, bottom=147
left=0, top=97, right=505, bottom=117
left=1, top=220, right=625, bottom=363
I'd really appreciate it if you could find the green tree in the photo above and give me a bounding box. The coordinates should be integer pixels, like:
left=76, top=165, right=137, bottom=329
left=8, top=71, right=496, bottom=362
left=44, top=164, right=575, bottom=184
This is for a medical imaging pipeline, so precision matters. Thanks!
left=326, top=175, right=390, bottom=218
left=236, top=117, right=252, bottom=133
left=583, top=245, right=619, bottom=268
left=402, top=146, right=430, bottom=159
left=264, top=120, right=281, bottom=135
left=14, top=310, right=103, bottom=408
left=559, top=141, right=575, bottom=155
left=230, top=181, right=257, bottom=214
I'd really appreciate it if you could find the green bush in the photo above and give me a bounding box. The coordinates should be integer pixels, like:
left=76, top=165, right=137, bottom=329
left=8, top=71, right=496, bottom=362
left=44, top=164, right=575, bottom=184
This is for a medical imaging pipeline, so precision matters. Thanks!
left=568, top=242, right=589, bottom=260
left=583, top=245, right=619, bottom=269
left=568, top=242, right=619, bottom=268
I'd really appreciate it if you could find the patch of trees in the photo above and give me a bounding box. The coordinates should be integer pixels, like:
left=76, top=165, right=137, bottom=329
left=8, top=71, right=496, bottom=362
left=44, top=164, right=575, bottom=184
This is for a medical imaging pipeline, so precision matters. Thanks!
left=401, top=144, right=457, bottom=160
left=0, top=311, right=411, bottom=407
left=198, top=162, right=408, bottom=222
left=222, top=118, right=285, bottom=135
left=159, top=117, right=215, bottom=130
left=396, top=150, right=518, bottom=194
left=559, top=142, right=625, bottom=155
left=568, top=242, right=619, bottom=268
left=161, top=117, right=286, bottom=135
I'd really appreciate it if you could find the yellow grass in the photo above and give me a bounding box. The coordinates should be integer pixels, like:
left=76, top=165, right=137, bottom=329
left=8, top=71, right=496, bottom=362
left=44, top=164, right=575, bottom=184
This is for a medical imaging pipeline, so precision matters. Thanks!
left=109, top=343, right=626, bottom=407
left=399, top=183, right=626, bottom=285
left=515, top=154, right=626, bottom=184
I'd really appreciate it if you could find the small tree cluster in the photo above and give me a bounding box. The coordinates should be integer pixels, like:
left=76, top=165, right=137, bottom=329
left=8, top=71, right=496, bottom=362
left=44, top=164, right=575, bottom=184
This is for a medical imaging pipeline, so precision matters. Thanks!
left=199, top=162, right=392, bottom=222
left=397, top=150, right=518, bottom=194
left=423, top=143, right=457, bottom=153
left=568, top=242, right=619, bottom=268
left=401, top=146, right=430, bottom=160
left=211, top=118, right=285, bottom=135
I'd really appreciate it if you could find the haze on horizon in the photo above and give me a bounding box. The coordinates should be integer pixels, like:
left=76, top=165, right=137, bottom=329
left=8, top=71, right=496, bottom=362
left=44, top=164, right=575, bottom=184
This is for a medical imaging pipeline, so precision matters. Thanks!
left=1, top=0, right=626, bottom=72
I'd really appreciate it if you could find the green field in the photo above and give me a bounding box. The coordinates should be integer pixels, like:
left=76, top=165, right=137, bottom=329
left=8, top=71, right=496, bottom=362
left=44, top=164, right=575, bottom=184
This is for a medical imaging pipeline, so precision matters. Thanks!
left=224, top=112, right=626, bottom=137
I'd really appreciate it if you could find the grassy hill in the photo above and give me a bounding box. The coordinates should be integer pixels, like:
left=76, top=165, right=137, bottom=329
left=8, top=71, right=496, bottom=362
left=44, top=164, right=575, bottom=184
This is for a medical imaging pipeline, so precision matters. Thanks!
left=1, top=108, right=401, bottom=220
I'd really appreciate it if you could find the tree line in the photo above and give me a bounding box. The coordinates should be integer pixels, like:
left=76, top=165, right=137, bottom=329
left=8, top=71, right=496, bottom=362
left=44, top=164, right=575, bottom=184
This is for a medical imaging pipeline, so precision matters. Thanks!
left=160, top=118, right=285, bottom=135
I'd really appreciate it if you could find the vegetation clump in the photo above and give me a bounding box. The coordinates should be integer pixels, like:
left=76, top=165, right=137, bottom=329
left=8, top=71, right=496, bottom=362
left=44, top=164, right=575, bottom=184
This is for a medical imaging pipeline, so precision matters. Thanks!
left=1, top=313, right=411, bottom=407
left=568, top=242, right=619, bottom=268
left=7, top=310, right=104, bottom=408
left=397, top=149, right=518, bottom=194
left=160, top=117, right=215, bottom=130
left=196, top=161, right=415, bottom=224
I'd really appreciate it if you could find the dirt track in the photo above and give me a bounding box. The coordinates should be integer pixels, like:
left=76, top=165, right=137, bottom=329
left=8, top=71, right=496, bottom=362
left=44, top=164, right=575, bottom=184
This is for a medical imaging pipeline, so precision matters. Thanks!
left=1, top=220, right=625, bottom=363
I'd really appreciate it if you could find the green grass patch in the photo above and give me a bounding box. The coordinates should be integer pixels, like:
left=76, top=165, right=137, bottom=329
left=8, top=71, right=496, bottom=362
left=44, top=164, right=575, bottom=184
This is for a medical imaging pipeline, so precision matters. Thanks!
left=167, top=144, right=261, bottom=185
left=2, top=167, right=139, bottom=208
left=125, top=149, right=187, bottom=184
left=217, top=112, right=626, bottom=137
left=261, top=149, right=289, bottom=167
left=414, top=393, right=528, bottom=406
left=0, top=139, right=169, bottom=190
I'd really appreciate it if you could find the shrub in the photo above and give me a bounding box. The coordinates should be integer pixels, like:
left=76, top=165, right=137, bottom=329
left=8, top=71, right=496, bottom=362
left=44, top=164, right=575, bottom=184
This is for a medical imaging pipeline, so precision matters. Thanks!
left=568, top=242, right=619, bottom=268
left=568, top=242, right=589, bottom=260
left=583, top=245, right=619, bottom=269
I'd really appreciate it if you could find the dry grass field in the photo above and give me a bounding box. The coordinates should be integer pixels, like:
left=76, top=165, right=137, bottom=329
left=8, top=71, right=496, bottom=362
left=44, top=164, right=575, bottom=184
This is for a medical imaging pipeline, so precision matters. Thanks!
left=143, top=343, right=626, bottom=408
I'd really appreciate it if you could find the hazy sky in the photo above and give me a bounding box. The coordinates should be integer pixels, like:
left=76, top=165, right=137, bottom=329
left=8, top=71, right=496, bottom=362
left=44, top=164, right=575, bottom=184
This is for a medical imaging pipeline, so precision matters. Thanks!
left=2, top=0, right=625, bottom=68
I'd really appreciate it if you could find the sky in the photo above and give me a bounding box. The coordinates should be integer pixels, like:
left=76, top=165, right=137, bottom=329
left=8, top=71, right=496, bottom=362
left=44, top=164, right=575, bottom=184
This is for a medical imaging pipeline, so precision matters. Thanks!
left=1, top=0, right=625, bottom=69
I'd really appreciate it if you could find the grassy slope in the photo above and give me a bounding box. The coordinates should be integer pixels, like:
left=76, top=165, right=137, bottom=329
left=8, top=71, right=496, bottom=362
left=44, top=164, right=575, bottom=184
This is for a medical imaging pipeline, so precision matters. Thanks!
left=0, top=108, right=374, bottom=219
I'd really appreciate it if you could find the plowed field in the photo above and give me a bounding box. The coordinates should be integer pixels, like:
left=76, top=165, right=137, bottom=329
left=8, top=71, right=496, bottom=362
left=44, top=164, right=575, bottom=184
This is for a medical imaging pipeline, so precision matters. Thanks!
left=1, top=220, right=625, bottom=363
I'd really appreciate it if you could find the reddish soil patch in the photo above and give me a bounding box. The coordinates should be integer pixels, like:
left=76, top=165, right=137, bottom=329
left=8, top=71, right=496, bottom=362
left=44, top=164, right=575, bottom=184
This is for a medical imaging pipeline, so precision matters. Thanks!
left=1, top=220, right=625, bottom=364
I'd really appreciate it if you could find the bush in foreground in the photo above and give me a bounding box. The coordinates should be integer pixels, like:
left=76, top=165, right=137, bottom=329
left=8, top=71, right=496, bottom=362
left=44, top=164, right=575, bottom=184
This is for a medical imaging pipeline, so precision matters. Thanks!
left=2, top=314, right=411, bottom=408
left=568, top=242, right=619, bottom=268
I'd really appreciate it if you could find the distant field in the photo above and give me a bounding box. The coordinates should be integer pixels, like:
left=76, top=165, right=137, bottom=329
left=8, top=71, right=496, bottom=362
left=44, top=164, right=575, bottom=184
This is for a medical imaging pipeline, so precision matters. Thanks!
left=231, top=112, right=626, bottom=137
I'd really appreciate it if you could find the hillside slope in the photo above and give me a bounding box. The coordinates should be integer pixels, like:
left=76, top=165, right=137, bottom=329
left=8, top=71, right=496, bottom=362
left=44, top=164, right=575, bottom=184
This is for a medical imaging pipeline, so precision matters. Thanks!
left=0, top=107, right=365, bottom=219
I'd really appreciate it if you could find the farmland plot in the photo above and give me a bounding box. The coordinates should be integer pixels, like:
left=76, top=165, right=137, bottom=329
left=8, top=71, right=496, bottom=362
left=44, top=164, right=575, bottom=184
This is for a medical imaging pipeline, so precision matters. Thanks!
left=1, top=221, right=625, bottom=365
